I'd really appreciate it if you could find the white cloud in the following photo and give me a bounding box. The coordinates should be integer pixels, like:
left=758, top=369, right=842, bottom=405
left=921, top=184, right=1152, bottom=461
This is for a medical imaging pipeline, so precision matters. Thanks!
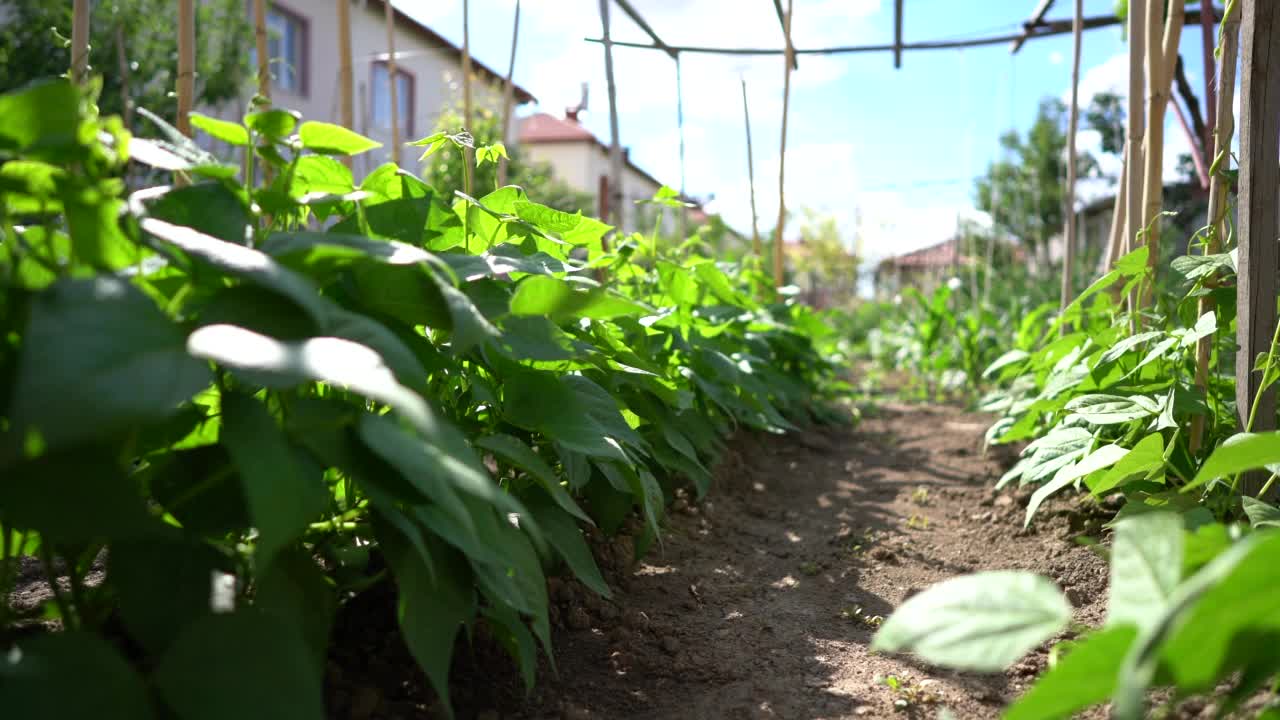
left=1049, top=51, right=1064, bottom=66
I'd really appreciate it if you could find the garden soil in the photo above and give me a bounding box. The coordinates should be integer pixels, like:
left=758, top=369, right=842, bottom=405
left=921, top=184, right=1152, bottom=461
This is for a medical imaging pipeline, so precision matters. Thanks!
left=326, top=397, right=1124, bottom=720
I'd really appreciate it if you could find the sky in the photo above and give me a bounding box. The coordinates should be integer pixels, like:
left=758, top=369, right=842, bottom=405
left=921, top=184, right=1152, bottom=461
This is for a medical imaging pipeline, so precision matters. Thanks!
left=397, top=0, right=1222, bottom=267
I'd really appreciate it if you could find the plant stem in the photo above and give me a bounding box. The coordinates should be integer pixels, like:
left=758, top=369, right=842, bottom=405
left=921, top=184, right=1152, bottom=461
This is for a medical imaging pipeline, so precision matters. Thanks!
left=1257, top=472, right=1279, bottom=499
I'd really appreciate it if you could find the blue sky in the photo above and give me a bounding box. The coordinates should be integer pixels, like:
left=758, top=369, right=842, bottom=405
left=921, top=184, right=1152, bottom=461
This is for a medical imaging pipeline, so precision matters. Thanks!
left=399, top=0, right=1219, bottom=264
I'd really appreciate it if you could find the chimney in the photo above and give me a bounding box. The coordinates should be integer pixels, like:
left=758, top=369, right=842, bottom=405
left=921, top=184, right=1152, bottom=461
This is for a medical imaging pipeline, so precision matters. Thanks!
left=565, top=82, right=589, bottom=122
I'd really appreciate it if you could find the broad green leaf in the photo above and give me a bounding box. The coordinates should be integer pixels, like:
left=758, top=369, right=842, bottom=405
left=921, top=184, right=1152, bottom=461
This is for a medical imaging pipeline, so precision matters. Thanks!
left=475, top=433, right=590, bottom=523
left=982, top=349, right=1030, bottom=379
left=0, top=451, right=155, bottom=542
left=509, top=275, right=648, bottom=320
left=1088, top=432, right=1165, bottom=495
left=288, top=155, right=354, bottom=199
left=0, top=631, right=155, bottom=720
left=298, top=121, right=381, bottom=155
left=1065, top=394, right=1161, bottom=425
left=187, top=324, right=442, bottom=441
left=1156, top=531, right=1280, bottom=694
left=154, top=610, right=323, bottom=720
left=1025, top=444, right=1127, bottom=527
left=244, top=108, right=300, bottom=140
left=220, top=392, right=327, bottom=569
left=0, top=80, right=80, bottom=158
left=189, top=112, right=249, bottom=146
left=1241, top=495, right=1280, bottom=528
left=1186, top=432, right=1280, bottom=491
left=513, top=200, right=581, bottom=233
left=1004, top=626, right=1138, bottom=720
left=522, top=491, right=611, bottom=598
left=140, top=217, right=330, bottom=324
left=380, top=523, right=474, bottom=717
left=871, top=571, right=1071, bottom=671
left=255, top=547, right=337, bottom=675
left=1107, top=512, right=1183, bottom=632
left=3, top=277, right=211, bottom=460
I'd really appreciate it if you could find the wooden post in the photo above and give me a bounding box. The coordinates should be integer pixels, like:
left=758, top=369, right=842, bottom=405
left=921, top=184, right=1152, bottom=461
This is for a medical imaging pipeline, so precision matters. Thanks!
left=384, top=0, right=400, bottom=165
left=1236, top=0, right=1280, bottom=495
left=1124, top=0, right=1146, bottom=320
left=177, top=0, right=194, bottom=137
left=599, top=0, right=624, bottom=237
left=461, top=0, right=475, bottom=190
left=1061, top=0, right=1083, bottom=326
left=497, top=0, right=521, bottom=187
left=773, top=0, right=795, bottom=290
left=71, top=0, right=90, bottom=85
left=253, top=0, right=270, bottom=102
left=741, top=77, right=761, bottom=257
left=1139, top=0, right=1186, bottom=305
left=338, top=0, right=354, bottom=169
left=1191, top=2, right=1240, bottom=454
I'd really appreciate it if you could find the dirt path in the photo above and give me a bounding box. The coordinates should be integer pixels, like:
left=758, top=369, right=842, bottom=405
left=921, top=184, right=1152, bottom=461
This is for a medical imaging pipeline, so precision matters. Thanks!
left=448, top=399, right=1111, bottom=720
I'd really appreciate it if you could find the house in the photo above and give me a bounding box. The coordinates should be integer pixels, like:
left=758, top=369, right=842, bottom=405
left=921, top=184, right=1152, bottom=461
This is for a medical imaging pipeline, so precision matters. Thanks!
left=517, top=111, right=677, bottom=234
left=205, top=0, right=535, bottom=177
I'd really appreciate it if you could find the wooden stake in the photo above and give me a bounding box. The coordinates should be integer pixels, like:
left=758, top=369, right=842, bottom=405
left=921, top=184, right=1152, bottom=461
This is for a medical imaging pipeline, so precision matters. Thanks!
left=741, top=77, right=761, bottom=257
left=1235, top=0, right=1279, bottom=495
left=1060, top=0, right=1083, bottom=328
left=1103, top=147, right=1128, bottom=273
left=177, top=0, right=194, bottom=138
left=384, top=0, right=400, bottom=165
left=1191, top=1, right=1240, bottom=454
left=599, top=0, right=624, bottom=237
left=497, top=0, right=521, bottom=187
left=71, top=0, right=90, bottom=85
left=1139, top=0, right=1186, bottom=305
left=773, top=0, right=795, bottom=290
left=338, top=0, right=354, bottom=169
left=253, top=0, right=270, bottom=102
left=461, top=0, right=474, bottom=190
left=1124, top=0, right=1146, bottom=319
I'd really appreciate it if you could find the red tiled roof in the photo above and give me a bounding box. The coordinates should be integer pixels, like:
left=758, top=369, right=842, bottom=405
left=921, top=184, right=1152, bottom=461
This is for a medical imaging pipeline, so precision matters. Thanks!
left=518, top=113, right=597, bottom=143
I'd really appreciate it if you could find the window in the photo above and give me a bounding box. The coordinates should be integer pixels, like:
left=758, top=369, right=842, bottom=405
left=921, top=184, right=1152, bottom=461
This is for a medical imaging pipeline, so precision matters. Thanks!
left=371, top=62, right=414, bottom=135
left=249, top=5, right=308, bottom=95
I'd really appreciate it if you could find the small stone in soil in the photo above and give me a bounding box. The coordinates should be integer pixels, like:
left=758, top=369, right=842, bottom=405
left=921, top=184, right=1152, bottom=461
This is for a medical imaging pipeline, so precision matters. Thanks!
left=567, top=606, right=592, bottom=631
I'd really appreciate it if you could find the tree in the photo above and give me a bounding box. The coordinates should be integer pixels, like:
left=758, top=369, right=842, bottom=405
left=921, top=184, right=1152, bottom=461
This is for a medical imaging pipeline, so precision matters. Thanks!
left=976, top=98, right=1094, bottom=272
left=794, top=209, right=858, bottom=304
left=0, top=0, right=251, bottom=130
left=1086, top=91, right=1127, bottom=157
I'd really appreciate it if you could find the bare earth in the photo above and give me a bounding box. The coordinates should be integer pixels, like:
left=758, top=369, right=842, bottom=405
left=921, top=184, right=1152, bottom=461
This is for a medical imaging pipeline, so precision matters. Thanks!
left=429, top=399, right=1113, bottom=720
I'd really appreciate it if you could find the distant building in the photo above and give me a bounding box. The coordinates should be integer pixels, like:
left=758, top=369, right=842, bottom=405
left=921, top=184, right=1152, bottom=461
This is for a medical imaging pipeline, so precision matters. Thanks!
left=203, top=0, right=535, bottom=177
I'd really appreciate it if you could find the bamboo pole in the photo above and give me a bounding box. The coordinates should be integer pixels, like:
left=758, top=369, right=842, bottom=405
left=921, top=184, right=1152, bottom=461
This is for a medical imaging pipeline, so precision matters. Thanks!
left=773, top=0, right=795, bottom=290
left=741, top=77, right=761, bottom=257
left=1190, top=3, right=1241, bottom=454
left=1124, top=0, right=1146, bottom=319
left=253, top=0, right=270, bottom=102
left=497, top=0, right=521, bottom=187
left=1139, top=0, right=1186, bottom=305
left=599, top=0, right=623, bottom=238
left=1061, top=0, right=1083, bottom=327
left=461, top=0, right=474, bottom=190
left=71, top=0, right=90, bottom=85
left=384, top=0, right=400, bottom=165
left=338, top=0, right=354, bottom=170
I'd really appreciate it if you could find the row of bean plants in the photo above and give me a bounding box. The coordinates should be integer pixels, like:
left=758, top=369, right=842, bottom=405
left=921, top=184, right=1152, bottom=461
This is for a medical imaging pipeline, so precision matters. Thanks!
left=864, top=198, right=1280, bottom=715
left=0, top=79, right=851, bottom=718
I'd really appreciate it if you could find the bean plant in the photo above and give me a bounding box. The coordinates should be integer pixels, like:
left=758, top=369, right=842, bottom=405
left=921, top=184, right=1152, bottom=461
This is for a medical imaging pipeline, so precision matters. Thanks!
left=0, top=80, right=850, bottom=718
left=867, top=171, right=1280, bottom=715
